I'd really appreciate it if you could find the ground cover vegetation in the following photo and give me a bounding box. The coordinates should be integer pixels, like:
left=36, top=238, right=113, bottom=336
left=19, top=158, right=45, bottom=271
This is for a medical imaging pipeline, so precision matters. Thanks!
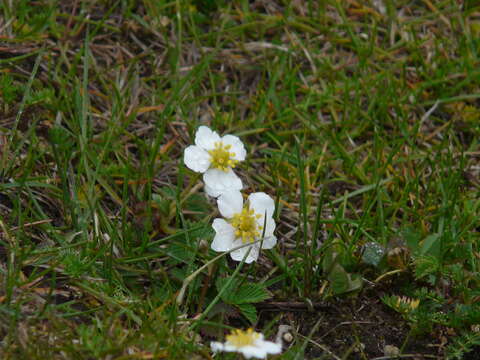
left=1, top=0, right=480, bottom=358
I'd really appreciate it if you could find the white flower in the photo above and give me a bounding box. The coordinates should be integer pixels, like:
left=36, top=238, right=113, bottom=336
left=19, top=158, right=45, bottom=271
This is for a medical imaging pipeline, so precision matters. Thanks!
left=184, top=126, right=246, bottom=197
left=211, top=328, right=282, bottom=359
left=211, top=191, right=276, bottom=263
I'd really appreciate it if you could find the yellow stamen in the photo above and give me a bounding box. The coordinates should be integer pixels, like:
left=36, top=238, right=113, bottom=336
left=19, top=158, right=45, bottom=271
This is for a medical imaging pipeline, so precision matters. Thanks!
left=207, top=142, right=238, bottom=172
left=230, top=207, right=262, bottom=243
left=226, top=328, right=260, bottom=347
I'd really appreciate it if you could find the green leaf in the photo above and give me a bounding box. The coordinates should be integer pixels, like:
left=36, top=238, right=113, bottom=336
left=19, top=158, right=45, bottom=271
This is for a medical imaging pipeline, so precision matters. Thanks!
left=166, top=241, right=196, bottom=264
left=403, top=227, right=422, bottom=254
left=446, top=331, right=480, bottom=359
left=216, top=277, right=240, bottom=303
left=362, top=242, right=385, bottom=266
left=414, top=255, right=440, bottom=280
left=328, top=264, right=350, bottom=295
left=185, top=193, right=211, bottom=215
left=235, top=283, right=271, bottom=304
left=322, top=243, right=363, bottom=295
left=420, top=233, right=441, bottom=256
left=322, top=247, right=340, bottom=275
left=348, top=274, right=363, bottom=292
left=236, top=303, right=257, bottom=324
left=328, top=264, right=363, bottom=296
left=216, top=277, right=271, bottom=305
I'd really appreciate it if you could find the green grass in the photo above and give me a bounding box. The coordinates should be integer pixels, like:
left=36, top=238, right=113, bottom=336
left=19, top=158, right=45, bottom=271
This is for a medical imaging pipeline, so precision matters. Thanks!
left=1, top=0, right=480, bottom=359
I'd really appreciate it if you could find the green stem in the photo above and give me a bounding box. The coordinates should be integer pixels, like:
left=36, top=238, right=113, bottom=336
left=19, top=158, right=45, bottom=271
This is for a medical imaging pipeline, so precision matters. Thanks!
left=188, top=247, right=251, bottom=331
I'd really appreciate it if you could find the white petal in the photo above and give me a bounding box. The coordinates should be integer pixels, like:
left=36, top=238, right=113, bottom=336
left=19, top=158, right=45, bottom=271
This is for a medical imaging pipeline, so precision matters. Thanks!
left=248, top=192, right=275, bottom=219
left=184, top=145, right=211, bottom=173
left=230, top=243, right=250, bottom=262
left=210, top=342, right=225, bottom=353
left=211, top=219, right=235, bottom=252
left=260, top=235, right=277, bottom=250
left=203, top=169, right=242, bottom=197
left=240, top=345, right=266, bottom=359
left=195, top=126, right=220, bottom=150
left=256, top=216, right=276, bottom=238
left=204, top=184, right=217, bottom=198
left=217, top=190, right=243, bottom=219
left=222, top=344, right=238, bottom=352
left=221, top=134, right=246, bottom=161
left=245, top=247, right=260, bottom=263
left=230, top=240, right=259, bottom=263
left=256, top=339, right=282, bottom=355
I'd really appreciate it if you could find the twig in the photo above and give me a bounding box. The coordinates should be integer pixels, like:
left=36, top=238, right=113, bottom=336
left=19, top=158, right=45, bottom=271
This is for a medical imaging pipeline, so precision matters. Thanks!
left=420, top=100, right=440, bottom=125
left=0, top=219, right=53, bottom=234
left=256, top=301, right=332, bottom=311
left=371, top=354, right=439, bottom=360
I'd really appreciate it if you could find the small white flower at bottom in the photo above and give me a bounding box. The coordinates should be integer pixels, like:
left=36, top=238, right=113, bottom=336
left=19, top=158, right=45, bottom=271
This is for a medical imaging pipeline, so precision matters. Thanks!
left=211, top=328, right=282, bottom=359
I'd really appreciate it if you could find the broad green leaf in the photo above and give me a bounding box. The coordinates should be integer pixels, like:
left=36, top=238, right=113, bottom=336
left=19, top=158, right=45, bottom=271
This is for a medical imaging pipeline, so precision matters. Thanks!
left=322, top=248, right=339, bottom=275
left=403, top=227, right=422, bottom=254
left=348, top=274, right=363, bottom=292
left=328, top=264, right=363, bottom=295
left=420, top=233, right=440, bottom=256
left=328, top=264, right=350, bottom=295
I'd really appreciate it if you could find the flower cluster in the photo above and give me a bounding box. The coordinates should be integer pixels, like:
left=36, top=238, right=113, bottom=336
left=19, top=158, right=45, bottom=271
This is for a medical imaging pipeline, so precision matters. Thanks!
left=395, top=296, right=420, bottom=313
left=184, top=126, right=277, bottom=264
left=184, top=126, right=281, bottom=358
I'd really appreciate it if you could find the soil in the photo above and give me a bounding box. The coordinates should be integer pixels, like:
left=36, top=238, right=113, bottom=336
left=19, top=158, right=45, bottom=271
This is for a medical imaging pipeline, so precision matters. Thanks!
left=257, top=293, right=455, bottom=359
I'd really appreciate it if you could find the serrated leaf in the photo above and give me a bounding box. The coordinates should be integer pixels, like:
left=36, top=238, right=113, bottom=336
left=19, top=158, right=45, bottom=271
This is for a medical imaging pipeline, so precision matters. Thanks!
left=414, top=255, right=439, bottom=280
left=216, top=277, right=271, bottom=305
left=166, top=241, right=196, bottom=264
left=236, top=303, right=257, bottom=324
left=187, top=222, right=214, bottom=240
left=185, top=193, right=211, bottom=214
left=205, top=303, right=240, bottom=321
left=216, top=277, right=241, bottom=303
left=235, top=283, right=270, bottom=304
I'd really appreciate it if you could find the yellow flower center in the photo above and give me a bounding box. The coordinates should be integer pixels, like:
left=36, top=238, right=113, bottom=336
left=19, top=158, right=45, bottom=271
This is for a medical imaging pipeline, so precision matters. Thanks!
left=207, top=142, right=238, bottom=172
left=226, top=328, right=260, bottom=347
left=231, top=207, right=262, bottom=243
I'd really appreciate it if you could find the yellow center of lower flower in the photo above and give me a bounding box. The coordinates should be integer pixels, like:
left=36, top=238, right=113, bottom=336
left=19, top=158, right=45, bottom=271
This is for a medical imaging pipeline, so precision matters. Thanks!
left=226, top=328, right=260, bottom=347
left=231, top=207, right=262, bottom=243
left=207, top=142, right=238, bottom=172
